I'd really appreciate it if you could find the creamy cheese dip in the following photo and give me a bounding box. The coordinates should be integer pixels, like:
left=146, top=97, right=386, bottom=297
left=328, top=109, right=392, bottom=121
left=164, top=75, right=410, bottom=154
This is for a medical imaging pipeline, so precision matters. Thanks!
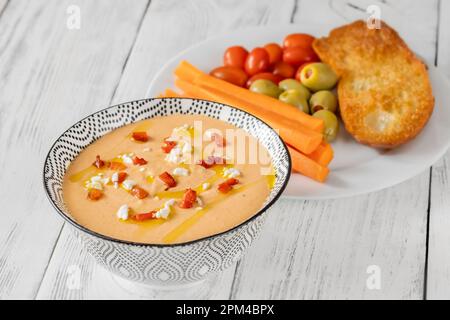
left=63, top=115, right=274, bottom=244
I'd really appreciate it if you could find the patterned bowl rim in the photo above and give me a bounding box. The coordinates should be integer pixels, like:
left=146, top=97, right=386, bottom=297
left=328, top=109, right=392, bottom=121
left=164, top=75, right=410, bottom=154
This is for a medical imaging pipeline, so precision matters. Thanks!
left=43, top=97, right=291, bottom=248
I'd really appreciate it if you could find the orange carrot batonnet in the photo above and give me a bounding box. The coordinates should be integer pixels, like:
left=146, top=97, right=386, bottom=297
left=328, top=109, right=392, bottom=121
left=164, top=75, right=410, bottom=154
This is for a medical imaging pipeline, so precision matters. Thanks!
left=174, top=60, right=205, bottom=83
left=287, top=145, right=329, bottom=183
left=175, top=60, right=324, bottom=133
left=307, top=141, right=334, bottom=167
left=174, top=78, right=323, bottom=154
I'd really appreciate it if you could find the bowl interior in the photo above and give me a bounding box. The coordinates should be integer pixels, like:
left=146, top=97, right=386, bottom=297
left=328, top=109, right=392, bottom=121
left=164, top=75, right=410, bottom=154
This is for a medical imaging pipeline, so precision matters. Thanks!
left=43, top=98, right=291, bottom=245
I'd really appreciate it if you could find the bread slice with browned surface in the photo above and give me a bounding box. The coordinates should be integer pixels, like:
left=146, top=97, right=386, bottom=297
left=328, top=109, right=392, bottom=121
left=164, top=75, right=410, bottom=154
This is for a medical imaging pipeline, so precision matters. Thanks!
left=313, top=20, right=434, bottom=148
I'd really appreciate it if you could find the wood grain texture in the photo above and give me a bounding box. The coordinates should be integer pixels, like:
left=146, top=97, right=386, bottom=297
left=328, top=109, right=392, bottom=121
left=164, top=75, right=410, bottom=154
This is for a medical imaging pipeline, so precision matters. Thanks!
left=0, top=0, right=148, bottom=299
left=426, top=0, right=450, bottom=300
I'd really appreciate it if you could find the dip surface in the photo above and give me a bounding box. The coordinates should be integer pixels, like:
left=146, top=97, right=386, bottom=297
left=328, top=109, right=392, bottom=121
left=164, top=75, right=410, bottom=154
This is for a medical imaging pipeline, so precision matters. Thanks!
left=63, top=115, right=273, bottom=244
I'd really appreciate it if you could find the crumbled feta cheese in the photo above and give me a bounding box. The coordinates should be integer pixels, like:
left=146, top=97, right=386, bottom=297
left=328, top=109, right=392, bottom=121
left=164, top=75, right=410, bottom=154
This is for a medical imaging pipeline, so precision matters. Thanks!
left=165, top=199, right=176, bottom=207
left=117, top=204, right=129, bottom=220
left=154, top=199, right=176, bottom=220
left=139, top=167, right=146, bottom=172
left=172, top=167, right=189, bottom=176
left=196, top=207, right=203, bottom=211
left=85, top=174, right=107, bottom=190
left=202, top=182, right=211, bottom=191
left=196, top=197, right=203, bottom=207
left=182, top=142, right=192, bottom=153
left=143, top=147, right=150, bottom=152
left=121, top=154, right=133, bottom=165
left=122, top=179, right=136, bottom=191
left=153, top=196, right=160, bottom=201
left=89, top=181, right=103, bottom=190
left=90, top=175, right=102, bottom=182
left=223, top=167, right=241, bottom=178
left=155, top=207, right=170, bottom=219
left=165, top=124, right=194, bottom=165
left=165, top=146, right=183, bottom=164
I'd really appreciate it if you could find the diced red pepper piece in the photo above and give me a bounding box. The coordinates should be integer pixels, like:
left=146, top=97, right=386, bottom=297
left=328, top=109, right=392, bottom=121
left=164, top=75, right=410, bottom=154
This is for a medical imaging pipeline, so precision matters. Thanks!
left=131, top=186, right=149, bottom=199
left=117, top=172, right=127, bottom=183
left=225, top=178, right=239, bottom=186
left=197, top=156, right=226, bottom=168
left=217, top=178, right=239, bottom=194
left=161, top=139, right=177, bottom=153
left=132, top=131, right=149, bottom=142
left=132, top=211, right=157, bottom=221
left=109, top=161, right=127, bottom=171
left=211, top=133, right=226, bottom=147
left=159, top=171, right=177, bottom=188
left=92, top=155, right=105, bottom=169
left=132, top=156, right=148, bottom=166
left=87, top=189, right=102, bottom=200
left=179, top=188, right=197, bottom=209
left=217, top=182, right=232, bottom=193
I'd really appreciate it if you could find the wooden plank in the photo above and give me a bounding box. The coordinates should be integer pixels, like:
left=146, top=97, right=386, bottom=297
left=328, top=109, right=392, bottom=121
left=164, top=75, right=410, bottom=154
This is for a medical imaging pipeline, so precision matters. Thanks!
left=231, top=175, right=429, bottom=299
left=36, top=225, right=236, bottom=299
left=230, top=0, right=437, bottom=299
left=0, top=0, right=8, bottom=15
left=0, top=0, right=148, bottom=299
left=36, top=0, right=296, bottom=300
left=36, top=0, right=437, bottom=299
left=426, top=0, right=450, bottom=300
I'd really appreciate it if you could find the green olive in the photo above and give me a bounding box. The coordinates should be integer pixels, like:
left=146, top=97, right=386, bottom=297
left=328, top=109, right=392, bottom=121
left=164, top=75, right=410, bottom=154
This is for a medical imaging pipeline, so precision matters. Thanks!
left=300, top=63, right=338, bottom=91
left=279, top=89, right=309, bottom=114
left=278, top=79, right=311, bottom=100
left=313, top=109, right=339, bottom=142
left=249, top=79, right=282, bottom=98
left=309, top=90, right=337, bottom=113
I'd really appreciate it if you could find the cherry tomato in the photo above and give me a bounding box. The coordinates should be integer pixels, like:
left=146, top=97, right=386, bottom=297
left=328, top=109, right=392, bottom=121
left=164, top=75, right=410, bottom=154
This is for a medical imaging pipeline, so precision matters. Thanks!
left=282, top=46, right=319, bottom=67
left=245, top=48, right=270, bottom=76
left=210, top=66, right=248, bottom=87
left=223, top=46, right=248, bottom=69
left=283, top=33, right=315, bottom=49
left=272, top=61, right=295, bottom=79
left=246, top=72, right=283, bottom=88
left=263, top=43, right=283, bottom=65
left=295, top=63, right=312, bottom=82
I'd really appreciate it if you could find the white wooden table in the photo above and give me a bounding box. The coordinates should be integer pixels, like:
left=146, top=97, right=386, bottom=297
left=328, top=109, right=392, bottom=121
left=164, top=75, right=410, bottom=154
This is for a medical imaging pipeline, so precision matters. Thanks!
left=1, top=0, right=449, bottom=300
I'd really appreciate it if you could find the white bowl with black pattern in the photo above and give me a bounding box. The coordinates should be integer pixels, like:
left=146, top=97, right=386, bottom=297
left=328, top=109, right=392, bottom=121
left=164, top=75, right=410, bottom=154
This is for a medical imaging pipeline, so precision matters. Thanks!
left=43, top=98, right=291, bottom=286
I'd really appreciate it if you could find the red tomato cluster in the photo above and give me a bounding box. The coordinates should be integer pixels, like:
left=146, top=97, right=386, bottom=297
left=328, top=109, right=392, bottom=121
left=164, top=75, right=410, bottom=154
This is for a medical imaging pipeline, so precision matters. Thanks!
left=210, top=33, right=320, bottom=88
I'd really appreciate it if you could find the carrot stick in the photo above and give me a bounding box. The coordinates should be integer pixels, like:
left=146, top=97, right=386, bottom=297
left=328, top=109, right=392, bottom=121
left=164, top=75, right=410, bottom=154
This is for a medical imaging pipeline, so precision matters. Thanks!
left=287, top=146, right=329, bottom=182
left=175, top=60, right=324, bottom=133
left=306, top=141, right=334, bottom=167
left=174, top=60, right=204, bottom=83
left=175, top=78, right=323, bottom=154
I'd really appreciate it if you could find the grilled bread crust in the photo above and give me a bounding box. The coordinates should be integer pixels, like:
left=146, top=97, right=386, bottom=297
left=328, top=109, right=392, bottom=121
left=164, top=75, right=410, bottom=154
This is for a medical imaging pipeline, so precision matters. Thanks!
left=313, top=20, right=434, bottom=148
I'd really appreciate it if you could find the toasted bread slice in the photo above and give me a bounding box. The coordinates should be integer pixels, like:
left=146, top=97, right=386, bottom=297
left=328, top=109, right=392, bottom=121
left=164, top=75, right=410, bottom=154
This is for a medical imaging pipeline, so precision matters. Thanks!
left=313, top=20, right=434, bottom=148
